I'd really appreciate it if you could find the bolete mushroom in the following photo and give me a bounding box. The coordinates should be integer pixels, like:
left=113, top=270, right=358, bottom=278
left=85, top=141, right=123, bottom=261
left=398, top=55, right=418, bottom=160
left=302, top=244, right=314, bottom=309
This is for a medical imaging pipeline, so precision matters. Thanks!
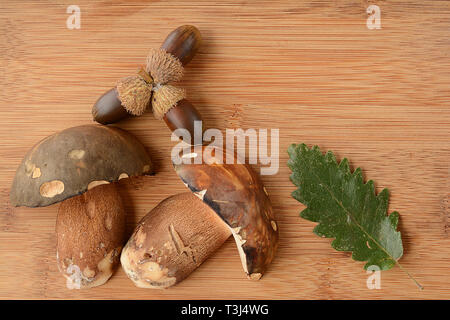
left=173, top=145, right=279, bottom=280
left=10, top=124, right=153, bottom=289
left=121, top=145, right=278, bottom=288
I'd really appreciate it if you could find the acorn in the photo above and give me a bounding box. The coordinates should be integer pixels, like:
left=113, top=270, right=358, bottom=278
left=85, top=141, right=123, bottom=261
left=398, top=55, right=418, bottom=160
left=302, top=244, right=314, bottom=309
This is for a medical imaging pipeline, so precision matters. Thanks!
left=160, top=25, right=202, bottom=66
left=92, top=25, right=202, bottom=125
left=163, top=99, right=203, bottom=138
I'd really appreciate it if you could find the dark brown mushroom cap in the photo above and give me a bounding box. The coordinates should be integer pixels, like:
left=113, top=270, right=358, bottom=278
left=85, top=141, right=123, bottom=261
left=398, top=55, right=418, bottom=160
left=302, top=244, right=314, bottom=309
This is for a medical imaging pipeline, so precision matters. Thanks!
left=10, top=124, right=153, bottom=208
left=173, top=145, right=278, bottom=279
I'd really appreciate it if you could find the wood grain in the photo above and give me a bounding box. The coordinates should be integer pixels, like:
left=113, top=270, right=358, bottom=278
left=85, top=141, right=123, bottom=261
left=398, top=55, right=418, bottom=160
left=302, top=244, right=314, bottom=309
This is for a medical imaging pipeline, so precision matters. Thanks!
left=0, top=0, right=449, bottom=299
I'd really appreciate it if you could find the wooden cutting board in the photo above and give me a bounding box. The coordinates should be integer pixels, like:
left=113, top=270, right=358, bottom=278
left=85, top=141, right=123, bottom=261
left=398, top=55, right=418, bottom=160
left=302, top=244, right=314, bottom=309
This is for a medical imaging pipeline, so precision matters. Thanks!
left=0, top=0, right=448, bottom=300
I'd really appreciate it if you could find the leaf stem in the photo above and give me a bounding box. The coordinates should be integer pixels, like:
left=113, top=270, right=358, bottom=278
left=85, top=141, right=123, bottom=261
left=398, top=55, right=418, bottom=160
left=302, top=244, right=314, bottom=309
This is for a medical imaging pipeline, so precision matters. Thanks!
left=396, top=262, right=424, bottom=290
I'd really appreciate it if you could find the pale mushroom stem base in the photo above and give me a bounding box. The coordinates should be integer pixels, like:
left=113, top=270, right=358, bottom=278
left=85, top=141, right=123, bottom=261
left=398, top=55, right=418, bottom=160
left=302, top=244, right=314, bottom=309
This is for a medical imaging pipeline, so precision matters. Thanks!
left=121, top=192, right=231, bottom=289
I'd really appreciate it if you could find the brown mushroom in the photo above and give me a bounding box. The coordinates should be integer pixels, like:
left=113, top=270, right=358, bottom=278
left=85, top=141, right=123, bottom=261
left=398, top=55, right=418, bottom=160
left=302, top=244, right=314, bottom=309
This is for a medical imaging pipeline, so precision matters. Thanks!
left=121, top=145, right=278, bottom=289
left=121, top=192, right=231, bottom=288
left=173, top=145, right=279, bottom=280
left=10, top=124, right=153, bottom=289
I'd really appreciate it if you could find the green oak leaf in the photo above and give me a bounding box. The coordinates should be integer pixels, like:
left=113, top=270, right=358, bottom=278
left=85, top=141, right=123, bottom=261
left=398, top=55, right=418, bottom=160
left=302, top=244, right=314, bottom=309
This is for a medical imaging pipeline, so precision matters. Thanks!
left=288, top=143, right=403, bottom=271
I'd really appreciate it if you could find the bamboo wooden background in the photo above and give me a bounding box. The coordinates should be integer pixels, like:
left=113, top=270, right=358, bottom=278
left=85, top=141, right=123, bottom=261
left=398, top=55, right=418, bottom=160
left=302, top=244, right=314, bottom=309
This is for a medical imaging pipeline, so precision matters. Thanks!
left=0, top=0, right=449, bottom=300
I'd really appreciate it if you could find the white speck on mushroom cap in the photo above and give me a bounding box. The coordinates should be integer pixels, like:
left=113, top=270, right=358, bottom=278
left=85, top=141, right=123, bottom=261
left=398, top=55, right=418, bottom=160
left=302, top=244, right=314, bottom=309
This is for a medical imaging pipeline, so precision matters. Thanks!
left=40, top=180, right=64, bottom=198
left=193, top=189, right=207, bottom=200
left=118, top=173, right=129, bottom=180
left=271, top=220, right=277, bottom=231
left=68, top=149, right=85, bottom=160
left=31, top=167, right=41, bottom=179
left=87, top=180, right=110, bottom=190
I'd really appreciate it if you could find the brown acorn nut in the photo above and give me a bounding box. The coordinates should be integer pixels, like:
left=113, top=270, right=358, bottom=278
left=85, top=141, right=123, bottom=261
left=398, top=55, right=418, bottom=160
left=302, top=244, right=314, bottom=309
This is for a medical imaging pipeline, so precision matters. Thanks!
left=10, top=124, right=153, bottom=289
left=56, top=183, right=125, bottom=289
left=120, top=192, right=231, bottom=288
left=92, top=25, right=202, bottom=125
left=91, top=88, right=132, bottom=125
left=173, top=145, right=279, bottom=280
left=161, top=25, right=202, bottom=66
left=163, top=99, right=203, bottom=139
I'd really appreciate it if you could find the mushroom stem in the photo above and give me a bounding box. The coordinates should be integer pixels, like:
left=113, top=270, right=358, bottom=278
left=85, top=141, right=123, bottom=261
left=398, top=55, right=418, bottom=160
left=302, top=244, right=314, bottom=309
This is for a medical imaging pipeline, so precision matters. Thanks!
left=56, top=184, right=125, bottom=289
left=92, top=25, right=202, bottom=125
left=121, top=192, right=231, bottom=289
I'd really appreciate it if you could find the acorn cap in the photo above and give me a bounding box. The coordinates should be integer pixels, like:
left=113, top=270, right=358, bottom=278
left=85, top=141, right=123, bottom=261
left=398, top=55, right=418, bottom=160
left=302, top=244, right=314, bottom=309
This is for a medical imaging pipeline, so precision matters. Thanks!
left=151, top=85, right=186, bottom=119
left=145, top=48, right=184, bottom=85
left=10, top=125, right=153, bottom=207
left=116, top=75, right=152, bottom=116
left=172, top=145, right=279, bottom=279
